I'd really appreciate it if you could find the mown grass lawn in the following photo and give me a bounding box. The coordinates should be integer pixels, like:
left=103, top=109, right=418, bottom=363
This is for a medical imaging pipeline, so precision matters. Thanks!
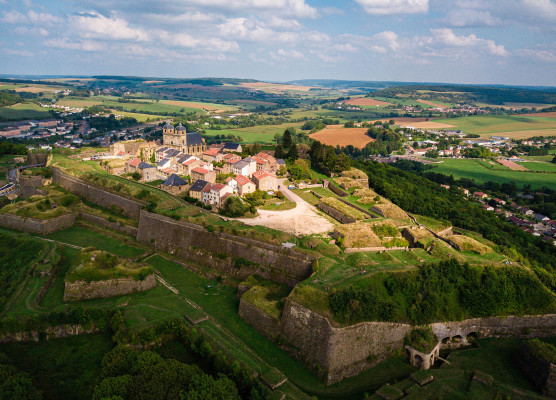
left=45, top=226, right=145, bottom=258
left=0, top=102, right=51, bottom=120
left=431, top=158, right=556, bottom=189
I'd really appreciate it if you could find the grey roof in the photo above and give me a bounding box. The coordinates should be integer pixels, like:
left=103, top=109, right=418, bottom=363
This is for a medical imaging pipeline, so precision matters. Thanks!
left=164, top=122, right=173, bottom=129
left=223, top=142, right=240, bottom=150
left=176, top=123, right=186, bottom=131
left=189, top=179, right=210, bottom=192
left=157, top=158, right=170, bottom=167
left=177, top=154, right=193, bottom=164
left=276, top=159, right=286, bottom=165
left=163, top=173, right=187, bottom=186
left=185, top=132, right=205, bottom=146
left=156, top=146, right=168, bottom=153
left=137, top=161, right=154, bottom=170
left=164, top=149, right=181, bottom=157
left=233, top=160, right=250, bottom=170
left=243, top=157, right=255, bottom=163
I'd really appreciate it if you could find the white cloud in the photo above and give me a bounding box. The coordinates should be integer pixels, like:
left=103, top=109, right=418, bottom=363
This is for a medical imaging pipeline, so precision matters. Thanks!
left=355, top=0, right=429, bottom=15
left=4, top=48, right=34, bottom=57
left=218, top=17, right=298, bottom=42
left=44, top=38, right=106, bottom=51
left=1, top=9, right=61, bottom=24
left=71, top=11, right=149, bottom=41
left=144, top=11, right=216, bottom=24
left=445, top=9, right=501, bottom=27
left=276, top=48, right=304, bottom=59
left=516, top=48, right=556, bottom=62
left=430, top=28, right=508, bottom=56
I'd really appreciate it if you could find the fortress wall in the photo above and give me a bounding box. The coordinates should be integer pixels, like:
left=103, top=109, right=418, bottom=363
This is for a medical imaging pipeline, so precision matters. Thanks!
left=52, top=168, right=144, bottom=219
left=0, top=213, right=75, bottom=235
left=278, top=299, right=556, bottom=384
left=136, top=211, right=314, bottom=287
left=238, top=298, right=281, bottom=339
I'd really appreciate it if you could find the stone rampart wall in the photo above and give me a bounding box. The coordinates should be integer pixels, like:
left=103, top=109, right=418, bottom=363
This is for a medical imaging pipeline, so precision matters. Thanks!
left=19, top=175, right=50, bottom=198
left=0, top=213, right=75, bottom=235
left=318, top=202, right=356, bottom=224
left=136, top=211, right=314, bottom=287
left=238, top=298, right=281, bottom=339
left=52, top=168, right=144, bottom=219
left=277, top=299, right=556, bottom=384
left=64, top=274, right=156, bottom=302
left=0, top=324, right=98, bottom=343
left=78, top=212, right=138, bottom=236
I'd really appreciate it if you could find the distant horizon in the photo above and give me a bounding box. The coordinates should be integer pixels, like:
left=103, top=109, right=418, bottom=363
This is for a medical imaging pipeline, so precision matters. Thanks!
left=1, top=1, right=555, bottom=86
left=1, top=74, right=556, bottom=90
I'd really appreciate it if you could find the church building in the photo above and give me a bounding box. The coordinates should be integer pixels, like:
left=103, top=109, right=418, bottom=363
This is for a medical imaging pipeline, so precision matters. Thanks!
left=163, top=122, right=207, bottom=156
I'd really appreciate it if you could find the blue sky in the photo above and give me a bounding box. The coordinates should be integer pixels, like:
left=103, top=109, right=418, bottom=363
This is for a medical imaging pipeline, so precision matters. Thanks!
left=1, top=0, right=555, bottom=86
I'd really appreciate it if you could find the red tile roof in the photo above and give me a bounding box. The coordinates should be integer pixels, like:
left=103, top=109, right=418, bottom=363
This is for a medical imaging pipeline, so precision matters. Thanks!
left=252, top=170, right=274, bottom=179
left=211, top=183, right=226, bottom=191
left=235, top=175, right=252, bottom=186
left=192, top=167, right=209, bottom=174
left=127, top=158, right=141, bottom=167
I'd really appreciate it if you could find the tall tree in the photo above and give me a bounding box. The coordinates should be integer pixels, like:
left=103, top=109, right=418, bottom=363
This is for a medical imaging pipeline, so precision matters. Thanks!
left=274, top=144, right=284, bottom=159
left=286, top=142, right=299, bottom=161
left=282, top=129, right=293, bottom=149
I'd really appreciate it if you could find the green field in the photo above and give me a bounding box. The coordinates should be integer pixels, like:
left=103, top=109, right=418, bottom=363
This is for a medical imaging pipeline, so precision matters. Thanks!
left=431, top=114, right=556, bottom=138
left=431, top=158, right=556, bottom=189
left=45, top=226, right=145, bottom=258
left=0, top=102, right=51, bottom=120
left=516, top=160, right=556, bottom=172
left=204, top=121, right=304, bottom=143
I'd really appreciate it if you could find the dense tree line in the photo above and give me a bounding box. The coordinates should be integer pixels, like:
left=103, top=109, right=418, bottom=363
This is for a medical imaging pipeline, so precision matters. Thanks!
left=0, top=91, right=21, bottom=107
left=308, top=141, right=351, bottom=175
left=87, top=114, right=138, bottom=134
left=93, top=346, right=241, bottom=400
left=372, top=84, right=556, bottom=105
left=329, top=260, right=555, bottom=325
left=0, top=354, right=42, bottom=400
left=357, top=160, right=556, bottom=288
left=0, top=141, right=27, bottom=156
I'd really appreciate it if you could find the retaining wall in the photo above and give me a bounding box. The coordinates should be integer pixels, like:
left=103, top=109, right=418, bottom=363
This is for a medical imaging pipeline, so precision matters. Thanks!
left=0, top=213, right=75, bottom=235
left=64, top=274, right=156, bottom=302
left=136, top=211, right=314, bottom=287
left=19, top=175, right=50, bottom=197
left=52, top=168, right=144, bottom=219
left=78, top=212, right=138, bottom=236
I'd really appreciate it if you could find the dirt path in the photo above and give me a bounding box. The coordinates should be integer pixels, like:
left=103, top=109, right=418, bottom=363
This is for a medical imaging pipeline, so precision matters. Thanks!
left=236, top=181, right=335, bottom=235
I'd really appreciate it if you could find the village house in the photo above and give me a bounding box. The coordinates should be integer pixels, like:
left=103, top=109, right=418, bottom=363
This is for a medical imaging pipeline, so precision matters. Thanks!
left=204, top=183, right=233, bottom=208
left=235, top=174, right=256, bottom=196
left=125, top=158, right=141, bottom=174
left=160, top=174, right=188, bottom=195
left=156, top=158, right=172, bottom=171
left=223, top=153, right=242, bottom=173
left=137, top=162, right=156, bottom=182
left=473, top=191, right=488, bottom=199
left=251, top=170, right=278, bottom=191
left=191, top=167, right=216, bottom=184
left=232, top=157, right=257, bottom=177
left=202, top=147, right=225, bottom=163
left=223, top=142, right=242, bottom=153
left=189, top=179, right=211, bottom=201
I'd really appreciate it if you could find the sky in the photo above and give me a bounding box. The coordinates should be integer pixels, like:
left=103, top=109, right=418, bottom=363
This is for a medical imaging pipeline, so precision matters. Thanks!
left=1, top=0, right=555, bottom=86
